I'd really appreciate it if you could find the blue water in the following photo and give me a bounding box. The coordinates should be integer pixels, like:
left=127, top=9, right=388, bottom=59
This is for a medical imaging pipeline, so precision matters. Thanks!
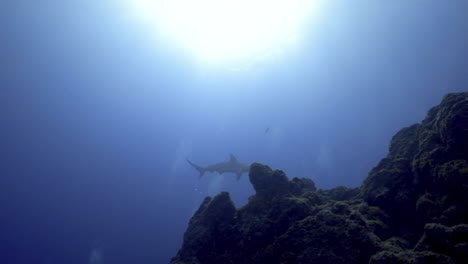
left=1, top=1, right=467, bottom=263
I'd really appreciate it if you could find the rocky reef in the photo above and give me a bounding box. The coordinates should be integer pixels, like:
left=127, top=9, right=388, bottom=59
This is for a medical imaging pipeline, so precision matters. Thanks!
left=171, top=92, right=468, bottom=264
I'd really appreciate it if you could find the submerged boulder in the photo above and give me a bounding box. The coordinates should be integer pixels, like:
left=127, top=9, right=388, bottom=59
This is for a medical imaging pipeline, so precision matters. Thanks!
left=258, top=201, right=382, bottom=264
left=249, top=163, right=291, bottom=200
left=171, top=92, right=468, bottom=264
left=362, top=93, right=468, bottom=232
left=171, top=192, right=237, bottom=264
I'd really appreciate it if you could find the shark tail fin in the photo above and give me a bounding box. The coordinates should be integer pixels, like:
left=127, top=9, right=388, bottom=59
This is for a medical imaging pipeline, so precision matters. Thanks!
left=187, top=159, right=206, bottom=179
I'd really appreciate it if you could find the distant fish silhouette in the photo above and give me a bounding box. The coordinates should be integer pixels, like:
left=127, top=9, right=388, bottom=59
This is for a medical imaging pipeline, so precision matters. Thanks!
left=187, top=154, right=250, bottom=181
left=265, top=127, right=270, bottom=134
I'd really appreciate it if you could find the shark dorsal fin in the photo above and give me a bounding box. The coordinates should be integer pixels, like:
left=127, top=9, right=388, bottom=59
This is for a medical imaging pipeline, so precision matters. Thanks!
left=229, top=154, right=238, bottom=162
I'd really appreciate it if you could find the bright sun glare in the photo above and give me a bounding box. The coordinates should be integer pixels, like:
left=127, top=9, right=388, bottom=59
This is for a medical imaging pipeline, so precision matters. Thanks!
left=127, top=0, right=319, bottom=67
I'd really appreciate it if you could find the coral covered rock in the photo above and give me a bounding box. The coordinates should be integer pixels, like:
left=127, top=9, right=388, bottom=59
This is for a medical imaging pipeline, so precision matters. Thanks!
left=171, top=192, right=237, bottom=264
left=362, top=93, right=468, bottom=230
left=258, top=201, right=382, bottom=264
left=249, top=163, right=292, bottom=200
left=171, top=93, right=468, bottom=264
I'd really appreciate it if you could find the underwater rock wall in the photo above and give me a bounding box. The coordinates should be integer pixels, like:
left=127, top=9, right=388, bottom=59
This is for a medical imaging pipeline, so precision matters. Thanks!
left=170, top=92, right=468, bottom=264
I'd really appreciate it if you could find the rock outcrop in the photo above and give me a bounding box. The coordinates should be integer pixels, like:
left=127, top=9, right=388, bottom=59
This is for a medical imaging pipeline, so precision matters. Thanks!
left=171, top=92, right=468, bottom=264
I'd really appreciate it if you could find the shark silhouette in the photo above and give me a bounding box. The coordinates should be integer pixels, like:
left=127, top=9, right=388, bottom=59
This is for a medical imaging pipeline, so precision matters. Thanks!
left=187, top=154, right=250, bottom=181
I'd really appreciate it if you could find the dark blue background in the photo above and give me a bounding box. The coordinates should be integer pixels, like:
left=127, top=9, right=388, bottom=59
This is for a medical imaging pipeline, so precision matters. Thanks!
left=1, top=1, right=467, bottom=263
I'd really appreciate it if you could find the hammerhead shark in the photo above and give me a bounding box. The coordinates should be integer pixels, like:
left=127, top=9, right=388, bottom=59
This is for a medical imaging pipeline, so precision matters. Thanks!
left=187, top=154, right=250, bottom=181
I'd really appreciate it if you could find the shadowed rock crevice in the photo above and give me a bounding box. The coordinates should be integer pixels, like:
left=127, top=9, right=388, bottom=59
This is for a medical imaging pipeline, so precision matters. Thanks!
left=171, top=92, right=468, bottom=264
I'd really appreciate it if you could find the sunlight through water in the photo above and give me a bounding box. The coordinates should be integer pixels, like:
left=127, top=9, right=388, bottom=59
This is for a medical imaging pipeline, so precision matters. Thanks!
left=125, top=0, right=320, bottom=69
